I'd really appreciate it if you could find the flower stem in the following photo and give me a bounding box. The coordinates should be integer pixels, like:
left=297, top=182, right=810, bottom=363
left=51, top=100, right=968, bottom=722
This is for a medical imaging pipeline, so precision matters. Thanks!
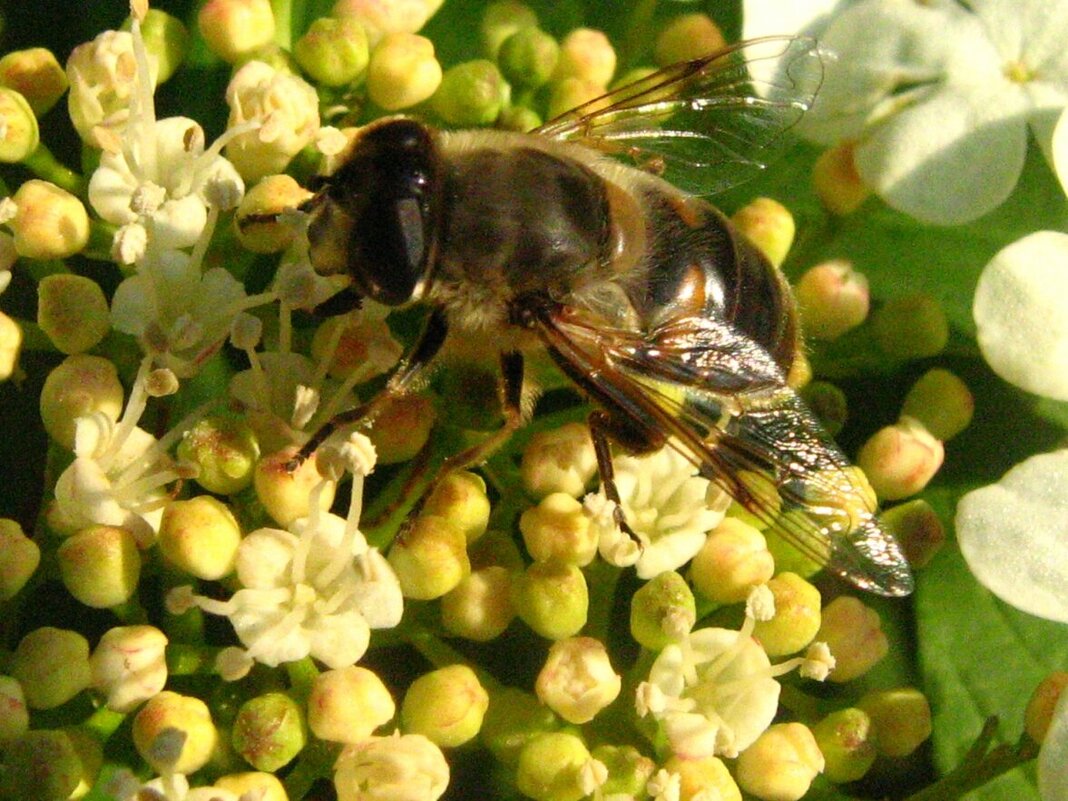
left=23, top=143, right=85, bottom=196
left=271, top=0, right=295, bottom=50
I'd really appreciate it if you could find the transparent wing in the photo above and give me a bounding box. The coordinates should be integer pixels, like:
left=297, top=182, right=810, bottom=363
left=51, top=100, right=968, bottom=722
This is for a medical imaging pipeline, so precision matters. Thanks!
left=533, top=36, right=824, bottom=195
left=533, top=306, right=913, bottom=597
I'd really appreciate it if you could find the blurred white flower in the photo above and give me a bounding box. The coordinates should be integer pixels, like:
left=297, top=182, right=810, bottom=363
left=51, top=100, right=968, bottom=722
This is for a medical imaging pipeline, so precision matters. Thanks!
left=334, top=732, right=450, bottom=801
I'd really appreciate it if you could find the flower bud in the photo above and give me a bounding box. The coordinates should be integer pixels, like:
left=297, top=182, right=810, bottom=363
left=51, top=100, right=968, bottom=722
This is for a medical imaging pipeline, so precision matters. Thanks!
left=481, top=1, right=539, bottom=58
left=654, top=14, right=726, bottom=65
left=366, top=33, right=442, bottom=110
left=535, top=637, right=620, bottom=724
left=857, top=417, right=944, bottom=501
left=235, top=174, right=314, bottom=253
left=663, top=754, right=741, bottom=801
left=158, top=496, right=242, bottom=580
left=901, top=368, right=974, bottom=441
left=691, top=517, right=775, bottom=605
left=334, top=733, right=449, bottom=801
left=423, top=470, right=491, bottom=543
left=870, top=293, right=949, bottom=360
left=12, top=627, right=90, bottom=709
left=591, top=745, right=655, bottom=798
left=816, top=596, right=887, bottom=682
left=0, top=676, right=29, bottom=744
left=133, top=691, right=218, bottom=773
left=36, top=274, right=110, bottom=355
left=521, top=422, right=597, bottom=499
left=0, top=48, right=67, bottom=115
left=736, top=722, right=824, bottom=801
left=0, top=310, right=21, bottom=381
left=388, top=514, right=470, bottom=600
left=89, top=625, right=168, bottom=713
left=441, top=565, right=515, bottom=641
left=0, top=518, right=39, bottom=601
left=512, top=560, right=588, bottom=639
left=857, top=687, right=932, bottom=757
left=629, top=570, right=695, bottom=650
left=811, top=708, right=877, bottom=783
left=198, top=0, right=276, bottom=63
left=480, top=687, right=556, bottom=765
left=295, top=16, right=370, bottom=86
left=732, top=197, right=795, bottom=269
left=0, top=87, right=38, bottom=162
left=1025, top=671, right=1068, bottom=744
left=499, top=27, right=559, bottom=88
left=553, top=28, right=615, bottom=87
left=497, top=104, right=542, bottom=132
left=367, top=394, right=436, bottom=463
left=66, top=30, right=155, bottom=148
left=125, top=8, right=188, bottom=84
left=795, top=260, right=870, bottom=341
left=40, top=354, right=124, bottom=449
left=8, top=180, right=89, bottom=258
left=547, top=76, right=605, bottom=121
left=331, top=0, right=443, bottom=47
left=178, top=415, right=260, bottom=495
left=762, top=513, right=823, bottom=580
left=254, top=448, right=336, bottom=526
left=813, top=141, right=871, bottom=215
left=232, top=692, right=307, bottom=771
left=401, top=664, right=489, bottom=747
left=432, top=60, right=506, bottom=126
left=520, top=493, right=597, bottom=566
left=0, top=730, right=84, bottom=801
left=312, top=310, right=404, bottom=382
left=799, top=380, right=848, bottom=437
left=516, top=731, right=593, bottom=801
left=57, top=525, right=141, bottom=608
left=881, top=499, right=944, bottom=568
left=308, top=665, right=395, bottom=744
left=469, top=528, right=524, bottom=571
left=213, top=772, right=288, bottom=801
left=751, top=573, right=822, bottom=657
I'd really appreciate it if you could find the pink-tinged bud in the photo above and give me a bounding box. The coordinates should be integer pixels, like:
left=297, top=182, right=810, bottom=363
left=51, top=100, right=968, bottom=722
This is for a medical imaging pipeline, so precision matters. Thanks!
left=811, top=707, right=877, bottom=783
left=521, top=493, right=597, bottom=566
left=1026, top=672, right=1068, bottom=744
left=36, top=274, right=110, bottom=355
left=366, top=33, right=442, bottom=110
left=796, top=260, right=870, bottom=341
left=871, top=293, right=949, bottom=360
left=881, top=499, right=944, bottom=568
left=0, top=87, right=38, bottom=162
left=198, top=0, right=276, bottom=63
left=654, top=14, right=726, bottom=65
left=12, top=627, right=91, bottom=710
left=236, top=174, right=314, bottom=253
left=516, top=731, right=593, bottom=801
left=132, top=691, right=218, bottom=773
left=158, top=496, right=242, bottom=579
left=441, top=565, right=515, bottom=641
left=857, top=687, right=932, bottom=757
left=309, top=666, right=395, bottom=744
left=8, top=180, right=89, bottom=259
left=663, top=754, right=741, bottom=801
left=0, top=676, right=29, bottom=745
left=512, top=561, right=588, bottom=640
left=630, top=570, right=695, bottom=650
left=813, top=142, right=871, bottom=215
left=89, top=625, right=168, bottom=713
left=178, top=415, right=260, bottom=495
left=57, top=525, right=141, bottom=608
left=423, top=471, right=491, bottom=543
left=0, top=48, right=67, bottom=115
left=817, top=596, right=888, bottom=683
left=295, top=16, right=370, bottom=87
left=388, top=514, right=470, bottom=600
left=691, top=517, right=775, bottom=605
left=0, top=518, right=39, bottom=601
left=213, top=773, right=288, bottom=801
left=535, top=636, right=621, bottom=724
left=367, top=394, right=436, bottom=463
left=751, top=573, right=822, bottom=657
left=857, top=417, right=944, bottom=501
left=40, top=355, right=124, bottom=449
left=736, top=722, right=824, bottom=801
left=553, top=28, right=615, bottom=87
left=732, top=197, right=795, bottom=269
left=331, top=0, right=443, bottom=47
left=521, top=422, right=597, bottom=499
left=401, top=664, right=490, bottom=747
left=253, top=448, right=336, bottom=526
left=232, top=692, right=307, bottom=771
left=901, top=368, right=974, bottom=441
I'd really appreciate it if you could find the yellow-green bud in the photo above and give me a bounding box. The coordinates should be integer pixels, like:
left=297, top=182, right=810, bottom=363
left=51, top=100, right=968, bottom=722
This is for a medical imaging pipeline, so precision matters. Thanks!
left=236, top=174, right=314, bottom=253
left=8, top=180, right=89, bottom=258
left=214, top=772, right=288, bottom=801
left=295, top=16, right=370, bottom=86
left=691, top=517, right=775, bottom=605
left=481, top=0, right=539, bottom=58
left=811, top=708, right=877, bottom=783
left=40, top=354, right=124, bottom=450
left=90, top=624, right=168, bottom=713
left=0, top=48, right=67, bottom=115
left=254, top=448, right=336, bottom=526
left=547, top=76, right=605, bottom=119
left=512, top=560, right=588, bottom=639
left=521, top=422, right=597, bottom=499
left=520, top=492, right=597, bottom=566
left=0, top=87, right=38, bottom=162
left=516, top=731, right=593, bottom=801
left=432, top=60, right=506, bottom=126
left=499, top=27, right=559, bottom=88
left=1025, top=672, right=1068, bottom=744
left=469, top=528, right=524, bottom=572
left=732, top=197, right=795, bottom=269
left=309, top=665, right=395, bottom=744
left=796, top=259, right=870, bottom=341
left=654, top=14, right=726, bottom=65
left=423, top=470, right=491, bottom=543
left=725, top=469, right=782, bottom=530
left=158, top=496, right=242, bottom=580
left=664, top=754, right=741, bottom=801
left=0, top=310, right=21, bottom=381
left=441, top=565, right=515, bottom=641
left=881, top=499, right=944, bottom=568
left=817, top=596, right=888, bottom=682
left=178, top=415, right=260, bottom=495
left=857, top=417, right=944, bottom=501
left=813, top=142, right=871, bottom=215
left=12, top=627, right=90, bottom=709
left=198, top=0, right=276, bottom=63
left=901, top=368, right=973, bottom=441
left=736, top=722, right=824, bottom=801
left=232, top=692, right=307, bottom=771
left=763, top=512, right=823, bottom=579
left=591, top=745, right=655, bottom=798
left=857, top=687, right=932, bottom=757
left=388, top=514, right=470, bottom=599
left=554, top=28, right=615, bottom=87
left=800, top=380, right=848, bottom=437
left=481, top=686, right=557, bottom=765
left=132, top=690, right=218, bottom=773
left=871, top=293, right=949, bottom=360
left=125, top=9, right=189, bottom=83
left=367, top=394, right=436, bottom=463
left=497, top=104, right=543, bottom=131
left=57, top=525, right=141, bottom=608
left=366, top=33, right=442, bottom=110
left=401, top=664, right=490, bottom=747
left=36, top=274, right=110, bottom=354
left=0, top=730, right=84, bottom=801
left=751, top=572, right=822, bottom=657
left=609, top=67, right=657, bottom=91
left=0, top=676, right=29, bottom=744
left=629, top=570, right=695, bottom=650
left=0, top=518, right=40, bottom=601
left=62, top=726, right=103, bottom=800
left=330, top=0, right=443, bottom=47
left=535, top=636, right=620, bottom=724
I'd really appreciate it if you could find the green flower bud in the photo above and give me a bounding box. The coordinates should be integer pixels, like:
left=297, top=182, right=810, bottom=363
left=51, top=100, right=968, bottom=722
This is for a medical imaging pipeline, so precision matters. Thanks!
left=0, top=48, right=67, bottom=115
left=516, top=731, right=592, bottom=801
left=817, top=596, right=888, bottom=683
left=468, top=528, right=524, bottom=572
left=871, top=293, right=949, bottom=360
left=547, top=76, right=605, bottom=120
left=36, top=274, right=110, bottom=355
left=0, top=676, right=29, bottom=744
left=901, top=367, right=974, bottom=441
left=1025, top=671, right=1068, bottom=744
left=367, top=394, right=437, bottom=464
left=388, top=514, right=470, bottom=600
left=0, top=87, right=38, bottom=162
left=124, top=8, right=189, bottom=83
left=309, top=666, right=395, bottom=744
left=881, top=499, right=944, bottom=568
left=654, top=14, right=726, bottom=65
left=813, top=142, right=871, bottom=215
left=0, top=730, right=83, bottom=801
left=811, top=708, right=877, bottom=783
left=330, top=0, right=444, bottom=47
left=553, top=28, right=615, bottom=87
left=254, top=447, right=336, bottom=526
left=232, top=691, right=307, bottom=771
left=725, top=469, right=782, bottom=531
left=57, top=525, right=141, bottom=608
left=423, top=470, right=491, bottom=543
left=731, top=197, right=795, bottom=269
left=590, top=745, right=655, bottom=798
left=40, top=354, right=124, bottom=450
left=133, top=691, right=218, bottom=773
left=235, top=174, right=314, bottom=253
left=857, top=687, right=932, bottom=757
left=12, top=627, right=90, bottom=709
left=198, top=0, right=276, bottom=63
left=481, top=0, right=539, bottom=58
left=535, top=637, right=620, bottom=724
left=499, top=27, right=559, bottom=88
left=512, top=560, right=588, bottom=639
left=178, top=415, right=260, bottom=495
left=520, top=422, right=597, bottom=499
left=796, top=260, right=870, bottom=341
left=497, top=104, right=542, bottom=132
left=751, top=572, right=822, bottom=657
left=691, top=518, right=775, bottom=605
left=763, top=512, right=823, bottom=580
left=800, top=380, right=848, bottom=437
left=366, top=33, right=442, bottom=110
left=0, top=518, right=40, bottom=601
left=520, top=493, right=597, bottom=566
left=857, top=417, right=944, bottom=501
left=8, top=180, right=89, bottom=258
left=295, top=16, right=370, bottom=86
left=432, top=59, right=506, bottom=126
left=62, top=727, right=103, bottom=800
left=663, top=753, right=741, bottom=801
left=214, top=772, right=288, bottom=801
left=629, top=570, right=695, bottom=650
left=158, top=496, right=242, bottom=580
left=736, top=722, right=824, bottom=801
left=0, top=310, right=21, bottom=381
left=441, top=565, right=515, bottom=641
left=402, top=664, right=490, bottom=747
left=481, top=686, right=557, bottom=765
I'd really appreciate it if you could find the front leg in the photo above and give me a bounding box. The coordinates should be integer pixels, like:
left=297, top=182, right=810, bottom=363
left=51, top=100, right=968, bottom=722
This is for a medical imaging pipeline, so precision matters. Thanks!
left=587, top=408, right=665, bottom=541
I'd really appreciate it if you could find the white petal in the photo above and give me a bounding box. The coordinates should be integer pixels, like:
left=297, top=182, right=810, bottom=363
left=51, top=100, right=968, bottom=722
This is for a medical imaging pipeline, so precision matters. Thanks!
left=110, top=274, right=154, bottom=336
left=1052, top=108, right=1068, bottom=198
left=956, top=449, right=1068, bottom=624
left=307, top=609, right=370, bottom=669
left=1039, top=691, right=1068, bottom=801
left=969, top=0, right=1068, bottom=80
left=88, top=157, right=139, bottom=225
left=150, top=195, right=207, bottom=251
left=973, top=231, right=1068, bottom=400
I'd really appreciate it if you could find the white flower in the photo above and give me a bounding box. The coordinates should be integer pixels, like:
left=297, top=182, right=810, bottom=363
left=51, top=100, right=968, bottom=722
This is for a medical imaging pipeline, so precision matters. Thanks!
left=1040, top=691, right=1068, bottom=801
left=973, top=231, right=1068, bottom=402
left=112, top=771, right=240, bottom=801
left=956, top=449, right=1068, bottom=624
left=535, top=637, right=622, bottom=724
left=334, top=732, right=450, bottom=801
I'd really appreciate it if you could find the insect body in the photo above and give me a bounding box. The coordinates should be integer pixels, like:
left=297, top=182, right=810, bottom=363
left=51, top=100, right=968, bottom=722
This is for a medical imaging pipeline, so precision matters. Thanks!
left=295, top=37, right=914, bottom=597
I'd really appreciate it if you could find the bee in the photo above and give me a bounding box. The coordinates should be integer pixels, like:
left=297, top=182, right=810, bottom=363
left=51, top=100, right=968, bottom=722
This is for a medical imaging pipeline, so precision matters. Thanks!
left=287, top=36, right=913, bottom=597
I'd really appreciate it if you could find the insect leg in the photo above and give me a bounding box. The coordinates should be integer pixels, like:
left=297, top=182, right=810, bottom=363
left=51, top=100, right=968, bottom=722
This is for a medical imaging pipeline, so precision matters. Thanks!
left=587, top=409, right=665, bottom=540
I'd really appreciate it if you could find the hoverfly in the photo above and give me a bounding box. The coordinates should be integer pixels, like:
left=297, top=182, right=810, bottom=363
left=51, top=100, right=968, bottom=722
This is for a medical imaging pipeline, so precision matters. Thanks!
left=282, top=36, right=913, bottom=597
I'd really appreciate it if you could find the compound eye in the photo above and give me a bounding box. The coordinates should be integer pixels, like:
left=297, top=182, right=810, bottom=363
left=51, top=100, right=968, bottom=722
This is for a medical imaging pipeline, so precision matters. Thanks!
left=352, top=195, right=428, bottom=305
